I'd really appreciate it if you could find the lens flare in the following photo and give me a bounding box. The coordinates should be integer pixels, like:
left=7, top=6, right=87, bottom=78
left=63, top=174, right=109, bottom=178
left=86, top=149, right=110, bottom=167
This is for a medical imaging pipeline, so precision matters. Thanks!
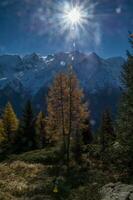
left=64, top=7, right=82, bottom=26
left=61, top=2, right=88, bottom=31
left=30, top=1, right=101, bottom=48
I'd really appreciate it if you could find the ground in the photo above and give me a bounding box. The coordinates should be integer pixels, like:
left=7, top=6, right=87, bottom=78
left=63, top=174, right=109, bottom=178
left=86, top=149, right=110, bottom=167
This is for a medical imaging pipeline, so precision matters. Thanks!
left=0, top=146, right=120, bottom=200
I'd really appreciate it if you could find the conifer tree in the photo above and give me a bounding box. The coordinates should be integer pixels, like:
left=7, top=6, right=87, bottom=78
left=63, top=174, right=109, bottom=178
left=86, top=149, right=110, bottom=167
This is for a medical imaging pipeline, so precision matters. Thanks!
left=66, top=65, right=89, bottom=167
left=0, top=119, right=7, bottom=146
left=82, top=119, right=93, bottom=145
left=100, top=109, right=115, bottom=152
left=3, top=102, right=18, bottom=141
left=0, top=119, right=8, bottom=158
left=47, top=67, right=89, bottom=168
left=0, top=119, right=6, bottom=144
left=19, top=100, right=36, bottom=152
left=35, top=112, right=46, bottom=148
left=117, top=36, right=133, bottom=176
left=72, top=129, right=83, bottom=164
left=47, top=72, right=68, bottom=146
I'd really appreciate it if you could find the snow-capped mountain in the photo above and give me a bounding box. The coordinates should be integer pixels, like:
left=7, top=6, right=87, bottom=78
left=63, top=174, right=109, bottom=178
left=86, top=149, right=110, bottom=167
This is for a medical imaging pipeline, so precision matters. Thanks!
left=0, top=51, right=124, bottom=94
left=0, top=51, right=125, bottom=126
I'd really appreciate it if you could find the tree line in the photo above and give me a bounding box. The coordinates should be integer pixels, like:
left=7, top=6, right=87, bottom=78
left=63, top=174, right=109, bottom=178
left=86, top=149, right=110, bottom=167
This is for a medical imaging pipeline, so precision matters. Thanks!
left=93, top=36, right=133, bottom=180
left=0, top=36, right=133, bottom=179
left=0, top=66, right=93, bottom=159
left=0, top=64, right=119, bottom=163
left=0, top=64, right=114, bottom=163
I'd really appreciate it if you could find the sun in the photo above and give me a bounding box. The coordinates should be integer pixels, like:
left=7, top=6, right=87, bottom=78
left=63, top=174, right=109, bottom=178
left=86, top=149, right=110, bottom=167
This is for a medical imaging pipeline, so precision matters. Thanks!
left=60, top=2, right=88, bottom=31
left=55, top=1, right=99, bottom=45
left=66, top=7, right=82, bottom=26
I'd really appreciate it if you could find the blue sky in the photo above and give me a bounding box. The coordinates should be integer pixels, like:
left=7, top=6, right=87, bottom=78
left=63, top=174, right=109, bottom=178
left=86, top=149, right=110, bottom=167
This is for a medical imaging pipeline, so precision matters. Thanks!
left=0, top=0, right=133, bottom=58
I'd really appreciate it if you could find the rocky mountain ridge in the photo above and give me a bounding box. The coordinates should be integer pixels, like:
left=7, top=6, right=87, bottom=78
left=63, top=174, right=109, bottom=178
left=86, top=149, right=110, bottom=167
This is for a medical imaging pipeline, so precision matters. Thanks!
left=0, top=51, right=125, bottom=126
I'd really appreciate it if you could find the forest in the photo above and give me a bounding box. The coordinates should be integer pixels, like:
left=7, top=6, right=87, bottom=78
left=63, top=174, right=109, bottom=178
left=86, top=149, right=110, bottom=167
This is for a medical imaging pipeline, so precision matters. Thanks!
left=0, top=37, right=133, bottom=200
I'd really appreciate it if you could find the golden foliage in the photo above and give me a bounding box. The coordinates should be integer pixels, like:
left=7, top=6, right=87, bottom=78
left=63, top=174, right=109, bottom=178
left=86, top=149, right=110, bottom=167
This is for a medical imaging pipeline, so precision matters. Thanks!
left=47, top=68, right=89, bottom=142
left=3, top=102, right=19, bottom=139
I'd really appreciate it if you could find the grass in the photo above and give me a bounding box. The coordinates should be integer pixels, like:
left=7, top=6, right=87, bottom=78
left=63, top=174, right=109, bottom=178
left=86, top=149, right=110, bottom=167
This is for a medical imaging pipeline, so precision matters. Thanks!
left=0, top=145, right=117, bottom=200
left=7, top=146, right=61, bottom=164
left=0, top=160, right=53, bottom=199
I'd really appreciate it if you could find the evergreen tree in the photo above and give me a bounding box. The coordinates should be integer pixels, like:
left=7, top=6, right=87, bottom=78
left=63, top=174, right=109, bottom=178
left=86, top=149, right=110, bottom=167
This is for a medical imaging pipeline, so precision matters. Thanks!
left=82, top=119, right=93, bottom=145
left=19, top=100, right=36, bottom=152
left=35, top=112, right=46, bottom=148
left=3, top=102, right=18, bottom=141
left=0, top=119, right=5, bottom=142
left=0, top=119, right=8, bottom=159
left=117, top=36, right=133, bottom=177
left=100, top=109, right=115, bottom=152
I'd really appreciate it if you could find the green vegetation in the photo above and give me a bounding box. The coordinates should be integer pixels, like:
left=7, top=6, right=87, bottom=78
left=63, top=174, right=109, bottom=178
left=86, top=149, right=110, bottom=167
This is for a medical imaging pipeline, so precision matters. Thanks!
left=0, top=146, right=108, bottom=200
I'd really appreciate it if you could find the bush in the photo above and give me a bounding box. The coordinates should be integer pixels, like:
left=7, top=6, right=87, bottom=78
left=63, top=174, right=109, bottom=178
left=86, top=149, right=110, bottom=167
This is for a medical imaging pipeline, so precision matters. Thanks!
left=68, top=184, right=101, bottom=200
left=8, top=147, right=61, bottom=165
left=82, top=144, right=101, bottom=159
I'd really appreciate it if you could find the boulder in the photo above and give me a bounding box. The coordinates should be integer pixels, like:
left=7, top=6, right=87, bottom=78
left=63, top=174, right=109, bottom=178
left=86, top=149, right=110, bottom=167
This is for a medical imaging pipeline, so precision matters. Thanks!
left=101, top=182, right=133, bottom=200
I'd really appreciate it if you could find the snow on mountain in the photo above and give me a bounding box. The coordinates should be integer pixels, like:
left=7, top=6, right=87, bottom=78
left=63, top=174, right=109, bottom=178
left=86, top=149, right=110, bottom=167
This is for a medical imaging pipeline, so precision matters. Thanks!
left=0, top=51, right=124, bottom=96
left=0, top=51, right=125, bottom=126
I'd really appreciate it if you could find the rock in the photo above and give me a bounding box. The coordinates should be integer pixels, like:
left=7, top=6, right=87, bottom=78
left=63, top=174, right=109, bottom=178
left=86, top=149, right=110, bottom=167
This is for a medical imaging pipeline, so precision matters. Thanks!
left=101, top=182, right=133, bottom=200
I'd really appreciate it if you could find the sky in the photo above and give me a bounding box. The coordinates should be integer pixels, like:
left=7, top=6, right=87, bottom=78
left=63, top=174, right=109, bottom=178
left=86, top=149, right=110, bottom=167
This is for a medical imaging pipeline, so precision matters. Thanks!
left=0, top=0, right=133, bottom=58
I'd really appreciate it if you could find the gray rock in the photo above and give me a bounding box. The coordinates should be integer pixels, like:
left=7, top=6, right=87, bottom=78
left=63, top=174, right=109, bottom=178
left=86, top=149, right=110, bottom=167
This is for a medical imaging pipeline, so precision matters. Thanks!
left=101, top=182, right=133, bottom=200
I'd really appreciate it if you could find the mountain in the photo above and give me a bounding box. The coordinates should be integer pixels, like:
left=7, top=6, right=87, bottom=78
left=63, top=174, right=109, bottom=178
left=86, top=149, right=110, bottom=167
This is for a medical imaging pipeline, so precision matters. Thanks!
left=0, top=51, right=125, bottom=127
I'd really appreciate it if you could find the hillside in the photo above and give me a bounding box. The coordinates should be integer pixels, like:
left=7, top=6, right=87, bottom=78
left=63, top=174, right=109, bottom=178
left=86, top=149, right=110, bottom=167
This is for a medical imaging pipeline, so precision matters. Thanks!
left=0, top=146, right=114, bottom=200
left=2, top=142, right=132, bottom=200
left=0, top=52, right=124, bottom=126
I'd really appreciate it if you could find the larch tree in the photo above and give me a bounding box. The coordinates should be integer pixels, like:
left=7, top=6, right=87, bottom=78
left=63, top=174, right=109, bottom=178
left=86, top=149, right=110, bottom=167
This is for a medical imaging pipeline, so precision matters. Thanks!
left=66, top=65, right=89, bottom=167
left=0, top=119, right=8, bottom=157
left=47, top=66, right=89, bottom=167
left=0, top=119, right=7, bottom=151
left=47, top=72, right=68, bottom=151
left=0, top=119, right=6, bottom=144
left=3, top=102, right=18, bottom=141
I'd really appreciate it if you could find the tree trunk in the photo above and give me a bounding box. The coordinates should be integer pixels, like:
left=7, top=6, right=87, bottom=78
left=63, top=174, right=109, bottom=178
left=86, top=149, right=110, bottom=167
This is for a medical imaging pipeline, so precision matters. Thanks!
left=60, top=75, right=67, bottom=162
left=67, top=71, right=72, bottom=172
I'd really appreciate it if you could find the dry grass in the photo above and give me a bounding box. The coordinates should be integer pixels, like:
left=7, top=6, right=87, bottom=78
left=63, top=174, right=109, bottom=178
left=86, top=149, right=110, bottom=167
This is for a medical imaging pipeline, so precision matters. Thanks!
left=0, top=161, right=53, bottom=200
left=0, top=147, right=103, bottom=200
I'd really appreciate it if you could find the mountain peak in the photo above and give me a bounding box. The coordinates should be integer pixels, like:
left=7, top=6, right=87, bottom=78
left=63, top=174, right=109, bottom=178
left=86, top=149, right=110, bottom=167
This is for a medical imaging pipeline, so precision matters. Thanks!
left=23, top=53, right=43, bottom=66
left=23, top=52, right=39, bottom=59
left=88, top=52, right=101, bottom=59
